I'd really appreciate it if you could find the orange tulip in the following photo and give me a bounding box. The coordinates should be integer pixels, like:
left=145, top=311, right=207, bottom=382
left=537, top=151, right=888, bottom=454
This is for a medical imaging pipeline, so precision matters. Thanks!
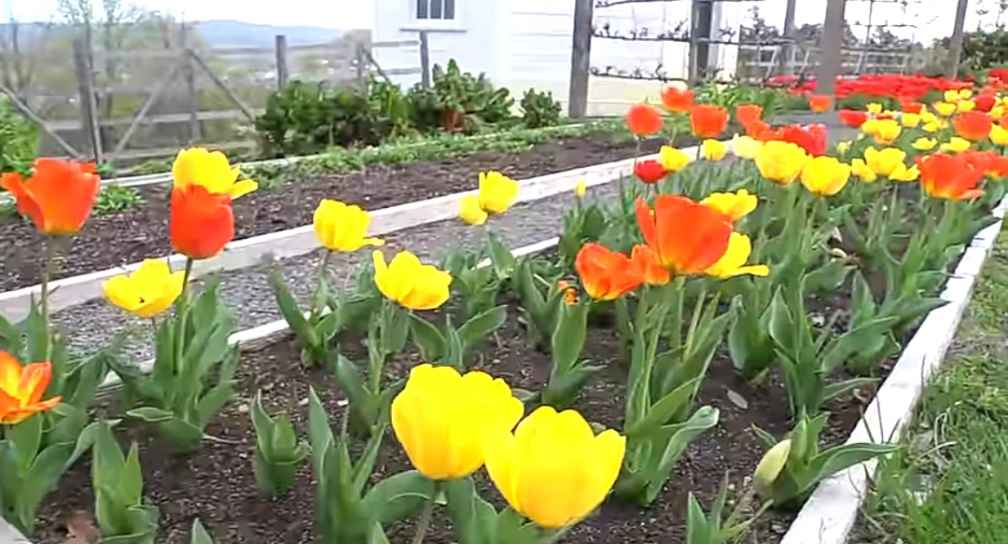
left=575, top=243, right=643, bottom=301
left=953, top=111, right=994, bottom=141
left=0, top=352, right=61, bottom=424
left=0, top=158, right=100, bottom=236
left=735, top=104, right=763, bottom=128
left=635, top=195, right=732, bottom=275
left=744, top=119, right=772, bottom=138
left=690, top=105, right=729, bottom=138
left=629, top=244, right=670, bottom=286
left=169, top=185, right=235, bottom=260
left=807, top=94, right=832, bottom=113
left=917, top=153, right=985, bottom=201
left=626, top=103, right=664, bottom=137
left=661, top=86, right=694, bottom=113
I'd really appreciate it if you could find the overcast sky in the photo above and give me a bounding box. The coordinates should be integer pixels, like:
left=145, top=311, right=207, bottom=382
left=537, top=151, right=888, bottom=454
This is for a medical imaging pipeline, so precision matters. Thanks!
left=0, top=0, right=1000, bottom=44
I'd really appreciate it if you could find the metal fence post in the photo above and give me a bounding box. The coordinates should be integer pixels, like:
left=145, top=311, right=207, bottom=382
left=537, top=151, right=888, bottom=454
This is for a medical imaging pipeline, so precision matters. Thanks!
left=815, top=0, right=846, bottom=98
left=419, top=31, right=431, bottom=89
left=72, top=39, right=103, bottom=163
left=275, top=34, right=289, bottom=89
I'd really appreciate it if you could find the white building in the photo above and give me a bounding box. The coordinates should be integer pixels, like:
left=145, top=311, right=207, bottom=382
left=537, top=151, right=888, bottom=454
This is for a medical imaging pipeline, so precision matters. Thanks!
left=373, top=0, right=746, bottom=115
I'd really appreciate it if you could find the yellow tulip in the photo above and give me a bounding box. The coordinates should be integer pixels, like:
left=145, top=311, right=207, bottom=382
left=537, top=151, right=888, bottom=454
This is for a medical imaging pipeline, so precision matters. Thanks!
left=704, top=232, right=769, bottom=279
left=867, top=102, right=883, bottom=114
left=957, top=100, right=976, bottom=113
left=991, top=124, right=1008, bottom=146
left=701, top=139, right=727, bottom=161
left=864, top=147, right=906, bottom=177
left=871, top=119, right=901, bottom=144
left=372, top=250, right=452, bottom=310
left=801, top=156, right=851, bottom=197
left=753, top=439, right=792, bottom=496
left=392, top=364, right=524, bottom=480
left=574, top=179, right=587, bottom=198
left=731, top=134, right=762, bottom=159
left=959, top=89, right=974, bottom=99
left=912, top=137, right=938, bottom=151
left=755, top=141, right=809, bottom=185
left=940, top=136, right=971, bottom=153
left=933, top=101, right=957, bottom=117
left=920, top=111, right=938, bottom=124
left=701, top=189, right=758, bottom=221
left=102, top=259, right=184, bottom=318
left=478, top=171, right=519, bottom=214
left=836, top=140, right=851, bottom=154
left=851, top=159, right=878, bottom=183
left=944, top=89, right=961, bottom=102
left=458, top=195, right=488, bottom=226
left=172, top=147, right=258, bottom=199
left=860, top=118, right=880, bottom=136
left=889, top=163, right=920, bottom=182
left=658, top=145, right=690, bottom=172
left=900, top=113, right=921, bottom=128
left=313, top=199, right=384, bottom=252
left=922, top=121, right=941, bottom=133
left=992, top=105, right=1005, bottom=119
left=484, top=406, right=625, bottom=529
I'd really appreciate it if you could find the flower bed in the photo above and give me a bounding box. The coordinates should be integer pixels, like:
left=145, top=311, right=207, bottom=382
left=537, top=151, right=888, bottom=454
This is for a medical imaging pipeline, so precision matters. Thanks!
left=2, top=87, right=1005, bottom=544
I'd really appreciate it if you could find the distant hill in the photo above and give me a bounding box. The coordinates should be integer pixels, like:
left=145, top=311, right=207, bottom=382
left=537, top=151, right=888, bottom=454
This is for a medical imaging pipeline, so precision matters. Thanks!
left=194, top=20, right=343, bottom=48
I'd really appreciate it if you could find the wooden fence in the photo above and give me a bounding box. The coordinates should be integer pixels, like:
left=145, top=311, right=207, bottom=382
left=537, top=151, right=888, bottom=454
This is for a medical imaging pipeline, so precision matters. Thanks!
left=0, top=32, right=429, bottom=165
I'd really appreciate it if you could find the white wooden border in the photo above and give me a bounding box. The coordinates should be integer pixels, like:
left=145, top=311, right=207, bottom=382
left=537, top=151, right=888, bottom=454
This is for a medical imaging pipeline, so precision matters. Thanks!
left=779, top=196, right=1008, bottom=544
left=0, top=237, right=560, bottom=544
left=0, top=147, right=676, bottom=322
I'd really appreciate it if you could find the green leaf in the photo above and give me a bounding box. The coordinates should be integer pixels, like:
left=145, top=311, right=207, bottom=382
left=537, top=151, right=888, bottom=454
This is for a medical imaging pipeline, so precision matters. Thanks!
left=269, top=268, right=317, bottom=347
left=8, top=413, right=43, bottom=469
left=625, top=377, right=702, bottom=438
left=550, top=301, right=589, bottom=372
left=127, top=407, right=175, bottom=423
left=820, top=316, right=898, bottom=372
left=850, top=271, right=877, bottom=324
left=409, top=313, right=446, bottom=361
left=444, top=476, right=500, bottom=544
left=366, top=523, right=391, bottom=544
left=14, top=442, right=74, bottom=531
left=486, top=232, right=517, bottom=280
left=685, top=493, right=713, bottom=544
left=767, top=288, right=796, bottom=355
left=190, top=519, right=215, bottom=544
left=458, top=305, right=508, bottom=352
left=66, top=420, right=105, bottom=469
left=804, top=261, right=853, bottom=293
left=644, top=406, right=720, bottom=504
left=361, top=470, right=435, bottom=524
left=822, top=377, right=879, bottom=402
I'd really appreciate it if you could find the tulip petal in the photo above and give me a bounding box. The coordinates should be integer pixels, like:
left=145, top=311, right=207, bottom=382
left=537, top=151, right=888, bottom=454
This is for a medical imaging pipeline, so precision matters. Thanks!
left=0, top=351, right=21, bottom=394
left=229, top=179, right=259, bottom=199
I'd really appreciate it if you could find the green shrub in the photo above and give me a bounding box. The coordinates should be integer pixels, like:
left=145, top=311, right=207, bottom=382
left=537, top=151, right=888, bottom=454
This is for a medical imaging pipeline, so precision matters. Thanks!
left=0, top=96, right=37, bottom=175
left=411, top=59, right=514, bottom=132
left=962, top=30, right=1008, bottom=72
left=95, top=185, right=144, bottom=215
left=254, top=81, right=394, bottom=157
left=520, top=89, right=562, bottom=128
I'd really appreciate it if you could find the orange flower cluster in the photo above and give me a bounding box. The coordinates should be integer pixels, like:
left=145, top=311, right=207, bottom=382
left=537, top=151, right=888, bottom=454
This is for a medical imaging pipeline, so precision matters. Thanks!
left=917, top=152, right=986, bottom=200
left=624, top=85, right=728, bottom=140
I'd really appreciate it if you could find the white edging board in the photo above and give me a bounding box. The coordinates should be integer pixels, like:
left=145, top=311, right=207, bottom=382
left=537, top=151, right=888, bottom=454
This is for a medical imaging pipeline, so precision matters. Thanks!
left=0, top=147, right=674, bottom=322
left=779, top=196, right=1008, bottom=544
left=0, top=237, right=560, bottom=544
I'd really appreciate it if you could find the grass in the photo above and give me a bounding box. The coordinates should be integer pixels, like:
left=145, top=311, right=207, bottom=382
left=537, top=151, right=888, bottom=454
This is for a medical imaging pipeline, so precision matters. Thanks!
left=856, top=225, right=1008, bottom=544
left=94, top=185, right=145, bottom=216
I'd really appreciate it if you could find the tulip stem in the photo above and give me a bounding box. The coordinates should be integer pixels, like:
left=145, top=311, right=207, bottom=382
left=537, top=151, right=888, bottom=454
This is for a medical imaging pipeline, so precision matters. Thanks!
left=39, top=237, right=56, bottom=359
left=175, top=258, right=195, bottom=367
left=411, top=484, right=437, bottom=544
left=310, top=250, right=334, bottom=322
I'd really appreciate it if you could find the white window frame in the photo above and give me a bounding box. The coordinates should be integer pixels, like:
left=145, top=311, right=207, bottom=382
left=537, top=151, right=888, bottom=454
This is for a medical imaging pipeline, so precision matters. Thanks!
left=404, top=0, right=464, bottom=31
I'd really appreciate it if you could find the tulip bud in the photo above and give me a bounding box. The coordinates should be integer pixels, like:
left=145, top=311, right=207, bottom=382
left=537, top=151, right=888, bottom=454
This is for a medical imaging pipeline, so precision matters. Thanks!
left=753, top=439, right=792, bottom=496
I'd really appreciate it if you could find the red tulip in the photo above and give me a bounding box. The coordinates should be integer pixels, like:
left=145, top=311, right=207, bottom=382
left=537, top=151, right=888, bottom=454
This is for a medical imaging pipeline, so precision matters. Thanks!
left=626, top=104, right=664, bottom=137
left=917, top=153, right=984, bottom=201
left=838, top=109, right=869, bottom=128
left=169, top=185, right=235, bottom=260
left=690, top=105, right=729, bottom=139
left=634, top=160, right=668, bottom=184
left=953, top=111, right=994, bottom=141
left=975, top=94, right=997, bottom=112
left=900, top=100, right=924, bottom=114
left=735, top=104, right=763, bottom=128
left=661, top=86, right=694, bottom=113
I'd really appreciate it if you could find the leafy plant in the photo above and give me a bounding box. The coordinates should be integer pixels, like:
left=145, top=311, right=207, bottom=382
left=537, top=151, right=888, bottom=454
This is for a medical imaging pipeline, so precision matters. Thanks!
left=541, top=299, right=600, bottom=408
left=753, top=412, right=897, bottom=507
left=685, top=475, right=768, bottom=544
left=0, top=96, right=37, bottom=175
left=109, top=280, right=240, bottom=452
left=95, top=185, right=144, bottom=215
left=409, top=305, right=508, bottom=370
left=520, top=89, right=561, bottom=129
left=307, top=388, right=433, bottom=542
left=190, top=519, right=215, bottom=544
left=250, top=391, right=309, bottom=498
left=511, top=257, right=569, bottom=350
left=91, top=421, right=159, bottom=543
left=411, top=59, right=514, bottom=132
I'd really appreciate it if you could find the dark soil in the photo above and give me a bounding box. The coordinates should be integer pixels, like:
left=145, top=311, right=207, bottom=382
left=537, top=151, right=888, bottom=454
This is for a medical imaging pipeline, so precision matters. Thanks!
left=0, top=133, right=668, bottom=292
left=34, top=294, right=879, bottom=544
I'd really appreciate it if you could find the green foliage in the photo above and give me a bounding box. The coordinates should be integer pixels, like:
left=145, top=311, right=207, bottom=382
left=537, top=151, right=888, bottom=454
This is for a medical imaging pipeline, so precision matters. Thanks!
left=510, top=256, right=568, bottom=350
left=519, top=89, right=561, bottom=129
left=753, top=413, right=896, bottom=507
left=307, top=388, right=433, bottom=542
left=0, top=301, right=110, bottom=535
left=91, top=421, right=158, bottom=543
left=190, top=519, right=216, bottom=544
left=541, top=300, right=601, bottom=408
left=962, top=30, right=1008, bottom=72
left=250, top=391, right=309, bottom=498
left=255, top=80, right=395, bottom=157
left=410, top=59, right=514, bottom=132
left=685, top=475, right=767, bottom=544
left=444, top=476, right=553, bottom=544
left=95, top=185, right=145, bottom=216
left=693, top=82, right=785, bottom=120
left=0, top=96, right=37, bottom=175
left=408, top=305, right=508, bottom=370
left=109, top=280, right=240, bottom=452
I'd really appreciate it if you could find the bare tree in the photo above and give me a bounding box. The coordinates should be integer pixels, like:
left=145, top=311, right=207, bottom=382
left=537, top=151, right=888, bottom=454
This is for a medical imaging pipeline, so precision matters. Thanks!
left=0, top=18, right=55, bottom=100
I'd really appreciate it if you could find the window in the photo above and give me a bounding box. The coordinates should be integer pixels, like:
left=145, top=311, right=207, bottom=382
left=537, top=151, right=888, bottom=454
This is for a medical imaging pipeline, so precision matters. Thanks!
left=416, top=0, right=455, bottom=20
